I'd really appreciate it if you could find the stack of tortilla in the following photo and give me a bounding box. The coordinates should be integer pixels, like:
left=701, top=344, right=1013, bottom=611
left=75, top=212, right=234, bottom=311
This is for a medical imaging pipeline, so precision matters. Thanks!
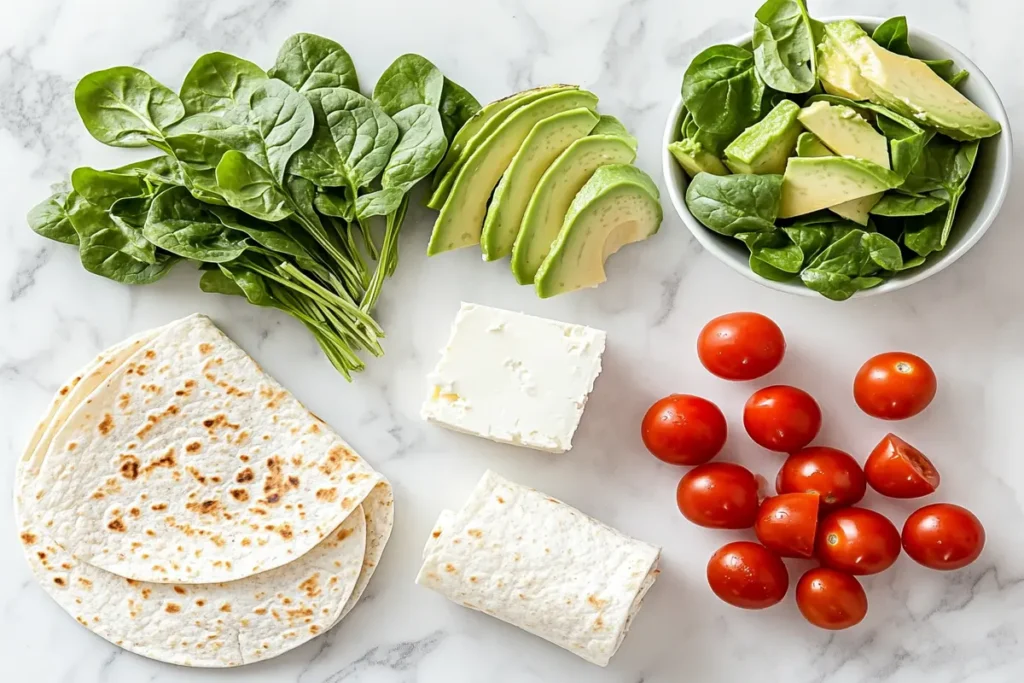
left=15, top=314, right=393, bottom=667
left=416, top=470, right=660, bottom=667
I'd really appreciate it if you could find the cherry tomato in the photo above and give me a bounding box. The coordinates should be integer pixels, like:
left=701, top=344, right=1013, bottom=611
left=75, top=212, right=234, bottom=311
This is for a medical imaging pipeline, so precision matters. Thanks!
left=755, top=492, right=820, bottom=558
left=743, top=385, right=822, bottom=453
left=864, top=434, right=940, bottom=498
left=817, top=507, right=901, bottom=575
left=796, top=568, right=868, bottom=630
left=642, top=394, right=727, bottom=466
left=902, top=504, right=985, bottom=570
left=854, top=352, right=937, bottom=420
left=697, top=312, right=786, bottom=381
left=676, top=462, right=760, bottom=529
left=707, top=541, right=789, bottom=609
left=776, top=446, right=866, bottom=513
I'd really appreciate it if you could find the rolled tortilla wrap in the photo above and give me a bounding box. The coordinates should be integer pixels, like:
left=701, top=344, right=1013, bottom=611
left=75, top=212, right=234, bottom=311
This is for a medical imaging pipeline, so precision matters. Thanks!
left=415, top=470, right=660, bottom=667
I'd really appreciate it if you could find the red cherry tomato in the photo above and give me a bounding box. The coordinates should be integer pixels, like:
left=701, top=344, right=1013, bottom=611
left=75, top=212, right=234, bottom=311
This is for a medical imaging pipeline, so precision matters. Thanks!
left=641, top=394, right=727, bottom=466
left=854, top=352, right=937, bottom=420
left=902, top=504, right=985, bottom=570
left=676, top=462, right=760, bottom=529
left=817, top=508, right=901, bottom=575
left=755, top=492, right=820, bottom=558
left=864, top=434, right=940, bottom=498
left=697, top=312, right=786, bottom=381
left=796, top=568, right=868, bottom=630
left=743, top=385, right=822, bottom=453
left=776, top=446, right=866, bottom=513
left=707, top=541, right=789, bottom=609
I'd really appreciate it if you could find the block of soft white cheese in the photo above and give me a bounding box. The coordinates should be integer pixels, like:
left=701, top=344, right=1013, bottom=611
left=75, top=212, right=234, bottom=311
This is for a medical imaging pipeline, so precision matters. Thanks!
left=421, top=302, right=606, bottom=452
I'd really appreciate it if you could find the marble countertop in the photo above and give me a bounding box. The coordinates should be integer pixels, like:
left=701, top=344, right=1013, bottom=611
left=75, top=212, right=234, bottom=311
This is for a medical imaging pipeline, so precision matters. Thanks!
left=2, top=0, right=1023, bottom=681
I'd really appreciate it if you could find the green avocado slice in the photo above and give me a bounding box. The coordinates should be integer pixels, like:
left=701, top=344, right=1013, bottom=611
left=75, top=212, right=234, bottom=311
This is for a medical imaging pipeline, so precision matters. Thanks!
left=511, top=135, right=636, bottom=284
left=427, top=90, right=599, bottom=256
left=427, top=85, right=578, bottom=209
left=535, top=164, right=662, bottom=298
left=480, top=108, right=600, bottom=261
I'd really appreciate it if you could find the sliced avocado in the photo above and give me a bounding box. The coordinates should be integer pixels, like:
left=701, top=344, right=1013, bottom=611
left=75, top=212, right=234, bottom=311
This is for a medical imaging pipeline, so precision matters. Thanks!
left=427, top=90, right=599, bottom=256
left=512, top=135, right=636, bottom=284
left=724, top=100, right=803, bottom=175
left=535, top=164, right=662, bottom=298
left=817, top=32, right=875, bottom=100
left=798, top=101, right=890, bottom=168
left=428, top=85, right=577, bottom=208
left=780, top=157, right=901, bottom=218
left=480, top=108, right=600, bottom=261
left=669, top=139, right=729, bottom=178
left=796, top=132, right=832, bottom=157
left=591, top=114, right=638, bottom=150
left=824, top=20, right=1001, bottom=140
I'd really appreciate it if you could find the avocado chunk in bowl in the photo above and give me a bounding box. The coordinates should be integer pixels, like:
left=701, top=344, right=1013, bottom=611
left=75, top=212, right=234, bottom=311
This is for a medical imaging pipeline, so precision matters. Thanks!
left=663, top=6, right=1011, bottom=301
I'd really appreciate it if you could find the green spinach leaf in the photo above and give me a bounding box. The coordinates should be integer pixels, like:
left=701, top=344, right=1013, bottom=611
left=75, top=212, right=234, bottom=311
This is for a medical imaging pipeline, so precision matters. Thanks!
left=752, top=0, right=817, bottom=94
left=28, top=190, right=79, bottom=245
left=736, top=230, right=803, bottom=272
left=355, top=188, right=405, bottom=219
left=180, top=52, right=267, bottom=117
left=438, top=77, right=481, bottom=142
left=269, top=33, right=359, bottom=92
left=372, top=53, right=444, bottom=117
left=685, top=172, right=783, bottom=236
left=682, top=45, right=765, bottom=136
left=67, top=198, right=178, bottom=284
left=215, top=150, right=293, bottom=221
left=869, top=193, right=946, bottom=217
left=381, top=104, right=448, bottom=192
left=872, top=17, right=912, bottom=56
left=143, top=186, right=249, bottom=262
left=75, top=67, right=185, bottom=147
left=246, top=79, right=315, bottom=182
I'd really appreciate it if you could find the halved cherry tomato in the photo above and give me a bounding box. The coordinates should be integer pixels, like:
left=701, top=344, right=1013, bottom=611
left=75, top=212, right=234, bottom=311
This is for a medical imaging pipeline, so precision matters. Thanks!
left=743, top=385, right=821, bottom=453
left=796, top=568, right=868, bottom=630
left=865, top=434, right=940, bottom=498
left=642, top=394, right=727, bottom=466
left=755, top=492, right=820, bottom=558
left=707, top=541, right=789, bottom=609
left=817, top=507, right=901, bottom=575
left=776, top=446, right=866, bottom=513
left=854, top=352, right=937, bottom=420
left=697, top=312, right=786, bottom=381
left=676, top=462, right=760, bottom=529
left=902, top=503, right=985, bottom=570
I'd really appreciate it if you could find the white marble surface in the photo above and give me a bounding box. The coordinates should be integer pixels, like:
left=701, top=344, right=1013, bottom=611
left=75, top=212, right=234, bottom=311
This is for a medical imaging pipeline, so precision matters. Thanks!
left=1, top=0, right=1023, bottom=681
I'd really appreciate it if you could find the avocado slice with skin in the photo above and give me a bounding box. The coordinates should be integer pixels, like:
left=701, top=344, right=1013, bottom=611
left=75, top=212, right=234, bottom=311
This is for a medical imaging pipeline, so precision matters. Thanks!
left=427, top=90, right=599, bottom=256
left=798, top=101, right=890, bottom=168
left=428, top=85, right=578, bottom=208
left=796, top=132, right=832, bottom=157
left=481, top=108, right=600, bottom=261
left=823, top=20, right=1001, bottom=140
left=669, top=139, right=729, bottom=178
left=724, top=99, right=803, bottom=175
left=535, top=164, right=662, bottom=298
left=780, top=156, right=901, bottom=218
left=512, top=135, right=637, bottom=284
left=590, top=114, right=638, bottom=150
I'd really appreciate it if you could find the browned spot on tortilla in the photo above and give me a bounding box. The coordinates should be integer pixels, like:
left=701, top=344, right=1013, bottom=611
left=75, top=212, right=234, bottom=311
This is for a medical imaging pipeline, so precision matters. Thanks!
left=346, top=472, right=369, bottom=484
left=173, top=586, right=186, bottom=595
left=202, top=413, right=239, bottom=432
left=135, top=364, right=147, bottom=376
left=431, top=530, right=441, bottom=539
left=78, top=578, right=92, bottom=589
left=262, top=455, right=296, bottom=506
left=230, top=489, right=249, bottom=502
left=241, top=537, right=251, bottom=547
left=496, top=496, right=505, bottom=504
left=165, top=603, right=181, bottom=613
left=53, top=577, right=65, bottom=586
left=318, top=446, right=349, bottom=475
left=315, top=488, right=337, bottom=503
left=198, top=343, right=214, bottom=355
left=470, top=576, right=478, bottom=583
left=265, top=390, right=287, bottom=410
left=66, top=442, right=78, bottom=452
left=236, top=467, right=255, bottom=483
left=341, top=497, right=354, bottom=511
left=309, top=625, right=320, bottom=634
left=142, top=448, right=176, bottom=475
left=186, top=466, right=207, bottom=484
left=195, top=599, right=206, bottom=606
left=36, top=551, right=46, bottom=561
left=299, top=574, right=321, bottom=598
left=587, top=594, right=607, bottom=609
left=118, top=393, right=130, bottom=410
left=187, top=499, right=222, bottom=516
left=307, top=423, right=321, bottom=434
left=185, top=441, right=202, bottom=454
left=277, top=524, right=293, bottom=540
left=250, top=507, right=267, bottom=516
left=335, top=527, right=353, bottom=542
left=20, top=532, right=36, bottom=545
left=467, top=529, right=483, bottom=538
left=129, top=508, right=141, bottom=518
left=107, top=517, right=127, bottom=533
left=150, top=503, right=167, bottom=511
left=59, top=386, right=69, bottom=396
left=144, top=349, right=156, bottom=360
left=219, top=603, right=232, bottom=613
left=210, top=534, right=226, bottom=548
left=119, top=455, right=140, bottom=480
left=445, top=563, right=457, bottom=573
left=136, top=404, right=180, bottom=439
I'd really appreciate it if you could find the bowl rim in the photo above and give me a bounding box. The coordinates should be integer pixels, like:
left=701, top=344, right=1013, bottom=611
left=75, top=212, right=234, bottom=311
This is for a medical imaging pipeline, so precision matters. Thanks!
left=662, top=15, right=1014, bottom=299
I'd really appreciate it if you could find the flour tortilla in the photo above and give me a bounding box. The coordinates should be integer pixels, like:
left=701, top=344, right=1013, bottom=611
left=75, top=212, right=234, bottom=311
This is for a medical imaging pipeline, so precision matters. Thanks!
left=415, top=470, right=660, bottom=667
left=29, top=314, right=383, bottom=584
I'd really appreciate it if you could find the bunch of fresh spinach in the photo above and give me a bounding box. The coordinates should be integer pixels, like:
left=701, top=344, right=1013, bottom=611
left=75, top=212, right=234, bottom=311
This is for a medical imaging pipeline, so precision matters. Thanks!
left=675, top=4, right=992, bottom=301
left=29, top=35, right=479, bottom=379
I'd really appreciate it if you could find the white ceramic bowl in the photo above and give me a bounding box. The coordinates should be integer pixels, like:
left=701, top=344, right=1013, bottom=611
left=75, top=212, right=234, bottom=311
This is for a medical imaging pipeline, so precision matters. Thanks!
left=662, top=16, right=1013, bottom=299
